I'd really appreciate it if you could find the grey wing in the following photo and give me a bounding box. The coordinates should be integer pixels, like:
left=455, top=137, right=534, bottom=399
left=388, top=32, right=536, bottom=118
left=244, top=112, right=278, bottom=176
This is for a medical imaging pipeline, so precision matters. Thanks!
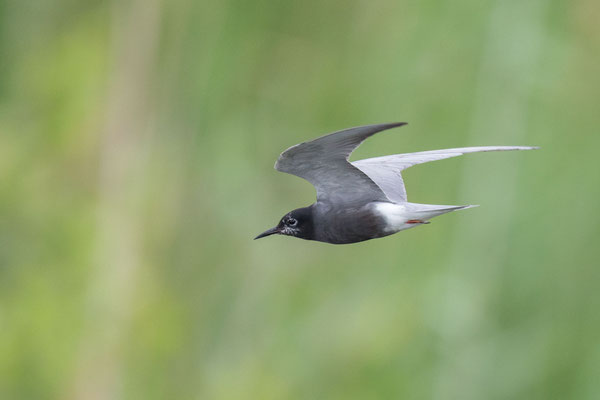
left=275, top=122, right=407, bottom=205
left=353, top=146, right=538, bottom=203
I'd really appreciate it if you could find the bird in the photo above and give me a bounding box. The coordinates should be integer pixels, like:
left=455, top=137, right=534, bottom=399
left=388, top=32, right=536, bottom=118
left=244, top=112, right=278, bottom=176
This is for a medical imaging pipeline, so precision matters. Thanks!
left=255, top=122, right=537, bottom=244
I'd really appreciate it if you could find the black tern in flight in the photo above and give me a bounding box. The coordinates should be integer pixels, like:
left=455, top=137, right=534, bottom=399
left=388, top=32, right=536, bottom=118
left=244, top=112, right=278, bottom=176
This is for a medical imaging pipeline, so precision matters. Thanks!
left=255, top=123, right=537, bottom=244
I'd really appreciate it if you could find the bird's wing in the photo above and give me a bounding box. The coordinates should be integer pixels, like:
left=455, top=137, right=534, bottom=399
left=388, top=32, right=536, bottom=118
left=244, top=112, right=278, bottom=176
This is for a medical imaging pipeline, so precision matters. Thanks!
left=275, top=122, right=407, bottom=205
left=353, top=146, right=538, bottom=203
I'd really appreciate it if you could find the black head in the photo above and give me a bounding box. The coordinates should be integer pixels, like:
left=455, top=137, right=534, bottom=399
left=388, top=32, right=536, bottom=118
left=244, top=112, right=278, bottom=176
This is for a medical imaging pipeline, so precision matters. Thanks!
left=254, top=206, right=314, bottom=241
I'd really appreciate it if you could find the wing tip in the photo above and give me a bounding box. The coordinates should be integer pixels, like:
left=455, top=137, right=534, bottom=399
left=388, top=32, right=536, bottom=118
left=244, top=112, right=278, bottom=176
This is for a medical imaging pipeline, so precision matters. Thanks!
left=274, top=157, right=285, bottom=171
left=513, top=146, right=540, bottom=151
left=388, top=122, right=408, bottom=128
left=273, top=122, right=409, bottom=171
left=358, top=121, right=408, bottom=132
left=274, top=142, right=302, bottom=171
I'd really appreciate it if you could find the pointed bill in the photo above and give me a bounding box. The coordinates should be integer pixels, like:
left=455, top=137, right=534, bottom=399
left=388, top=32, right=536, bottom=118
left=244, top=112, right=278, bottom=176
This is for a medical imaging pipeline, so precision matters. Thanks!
left=254, top=226, right=279, bottom=240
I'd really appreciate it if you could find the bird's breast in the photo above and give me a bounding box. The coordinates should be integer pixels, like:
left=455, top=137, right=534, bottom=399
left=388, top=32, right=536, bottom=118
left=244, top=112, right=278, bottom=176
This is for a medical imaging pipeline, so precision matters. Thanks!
left=312, top=202, right=391, bottom=244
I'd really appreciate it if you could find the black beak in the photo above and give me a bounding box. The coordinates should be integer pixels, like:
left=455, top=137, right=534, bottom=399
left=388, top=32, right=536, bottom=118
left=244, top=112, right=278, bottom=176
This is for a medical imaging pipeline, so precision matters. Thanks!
left=254, top=226, right=280, bottom=240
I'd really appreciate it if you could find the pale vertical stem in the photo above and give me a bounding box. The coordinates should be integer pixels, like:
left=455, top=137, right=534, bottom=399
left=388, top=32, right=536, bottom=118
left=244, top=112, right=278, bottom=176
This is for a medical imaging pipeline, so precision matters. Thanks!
left=433, top=1, right=545, bottom=399
left=67, top=1, right=161, bottom=399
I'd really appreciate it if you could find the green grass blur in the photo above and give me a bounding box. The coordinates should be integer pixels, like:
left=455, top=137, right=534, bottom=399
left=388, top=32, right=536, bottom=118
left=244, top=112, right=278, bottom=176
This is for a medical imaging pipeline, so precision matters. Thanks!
left=1, top=0, right=599, bottom=399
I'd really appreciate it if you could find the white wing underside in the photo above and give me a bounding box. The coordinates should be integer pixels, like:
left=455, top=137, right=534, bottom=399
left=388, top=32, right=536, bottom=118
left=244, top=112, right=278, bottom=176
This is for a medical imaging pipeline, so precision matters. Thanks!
left=352, top=146, right=537, bottom=203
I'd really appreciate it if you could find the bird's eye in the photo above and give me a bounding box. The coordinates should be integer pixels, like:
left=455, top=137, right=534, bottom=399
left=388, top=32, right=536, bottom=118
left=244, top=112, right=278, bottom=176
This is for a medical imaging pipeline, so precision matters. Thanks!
left=287, top=218, right=298, bottom=227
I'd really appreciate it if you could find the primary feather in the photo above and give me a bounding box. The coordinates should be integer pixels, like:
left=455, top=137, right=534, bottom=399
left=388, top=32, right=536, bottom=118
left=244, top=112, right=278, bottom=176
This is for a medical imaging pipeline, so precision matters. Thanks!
left=353, top=146, right=538, bottom=203
left=274, top=122, right=406, bottom=205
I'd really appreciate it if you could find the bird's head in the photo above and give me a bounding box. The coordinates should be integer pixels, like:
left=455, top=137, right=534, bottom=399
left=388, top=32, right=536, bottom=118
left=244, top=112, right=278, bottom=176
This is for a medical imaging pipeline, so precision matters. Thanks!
left=254, top=206, right=314, bottom=241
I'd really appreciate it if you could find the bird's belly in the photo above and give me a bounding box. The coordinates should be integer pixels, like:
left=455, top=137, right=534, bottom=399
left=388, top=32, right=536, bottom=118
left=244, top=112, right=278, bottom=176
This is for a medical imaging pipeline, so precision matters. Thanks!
left=313, top=202, right=415, bottom=244
left=371, top=202, right=424, bottom=233
left=311, top=203, right=388, bottom=244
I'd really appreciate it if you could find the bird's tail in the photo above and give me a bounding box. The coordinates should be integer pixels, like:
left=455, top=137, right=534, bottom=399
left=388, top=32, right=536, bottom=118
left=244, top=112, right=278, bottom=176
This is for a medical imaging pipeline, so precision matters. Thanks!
left=403, top=202, right=478, bottom=221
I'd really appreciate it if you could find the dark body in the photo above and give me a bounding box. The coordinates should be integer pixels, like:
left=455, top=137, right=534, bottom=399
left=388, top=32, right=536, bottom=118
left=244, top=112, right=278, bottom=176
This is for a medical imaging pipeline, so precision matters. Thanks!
left=254, top=122, right=537, bottom=244
left=302, top=203, right=390, bottom=244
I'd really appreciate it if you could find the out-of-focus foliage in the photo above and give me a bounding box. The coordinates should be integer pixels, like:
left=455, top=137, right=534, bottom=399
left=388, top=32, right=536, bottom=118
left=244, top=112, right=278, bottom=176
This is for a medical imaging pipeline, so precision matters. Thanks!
left=1, top=0, right=599, bottom=399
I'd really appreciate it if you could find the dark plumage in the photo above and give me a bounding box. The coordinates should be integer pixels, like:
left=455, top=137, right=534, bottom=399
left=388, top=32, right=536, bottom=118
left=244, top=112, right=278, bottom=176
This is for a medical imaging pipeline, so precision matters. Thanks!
left=255, top=123, right=537, bottom=244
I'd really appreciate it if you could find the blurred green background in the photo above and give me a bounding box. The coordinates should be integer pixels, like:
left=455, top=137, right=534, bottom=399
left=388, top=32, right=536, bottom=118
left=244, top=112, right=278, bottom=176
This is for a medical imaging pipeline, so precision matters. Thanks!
left=1, top=0, right=599, bottom=399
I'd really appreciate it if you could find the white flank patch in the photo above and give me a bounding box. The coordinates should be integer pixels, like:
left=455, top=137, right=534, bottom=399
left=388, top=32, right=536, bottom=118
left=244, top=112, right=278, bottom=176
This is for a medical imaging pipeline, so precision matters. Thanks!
left=372, top=202, right=416, bottom=233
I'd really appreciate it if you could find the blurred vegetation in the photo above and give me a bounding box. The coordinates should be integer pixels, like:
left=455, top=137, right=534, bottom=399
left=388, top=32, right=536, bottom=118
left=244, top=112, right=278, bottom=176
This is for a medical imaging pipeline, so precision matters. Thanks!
left=1, top=0, right=599, bottom=399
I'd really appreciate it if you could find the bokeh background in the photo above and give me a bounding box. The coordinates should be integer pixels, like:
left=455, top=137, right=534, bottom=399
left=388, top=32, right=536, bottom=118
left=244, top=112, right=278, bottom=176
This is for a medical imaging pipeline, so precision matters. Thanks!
left=1, top=0, right=599, bottom=399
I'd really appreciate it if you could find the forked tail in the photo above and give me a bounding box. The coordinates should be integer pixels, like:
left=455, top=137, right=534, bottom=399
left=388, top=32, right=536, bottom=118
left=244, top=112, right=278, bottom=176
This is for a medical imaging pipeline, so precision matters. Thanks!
left=404, top=203, right=478, bottom=221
